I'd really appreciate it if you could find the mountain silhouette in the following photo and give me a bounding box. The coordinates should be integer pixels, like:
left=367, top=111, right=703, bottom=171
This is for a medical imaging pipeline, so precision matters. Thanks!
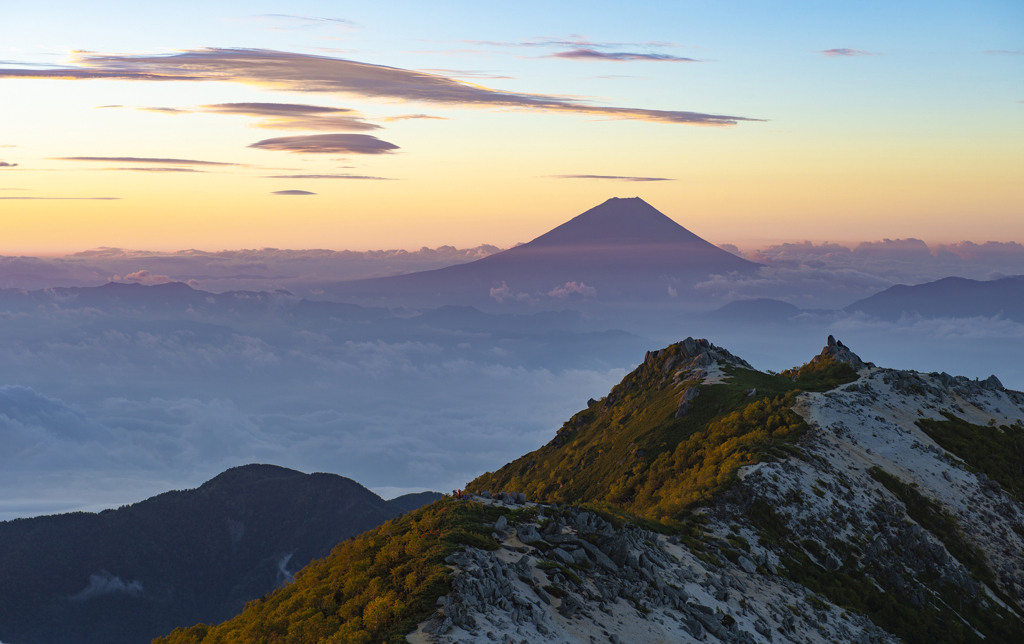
left=845, top=275, right=1024, bottom=322
left=0, top=464, right=440, bottom=644
left=323, top=197, right=760, bottom=307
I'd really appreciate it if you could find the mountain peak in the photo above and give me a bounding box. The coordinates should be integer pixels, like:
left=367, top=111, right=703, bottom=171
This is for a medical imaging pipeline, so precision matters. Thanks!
left=525, top=197, right=705, bottom=248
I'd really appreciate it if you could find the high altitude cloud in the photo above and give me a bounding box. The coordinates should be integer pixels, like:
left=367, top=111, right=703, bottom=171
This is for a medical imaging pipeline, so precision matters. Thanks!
left=264, top=174, right=393, bottom=180
left=250, top=14, right=355, bottom=29
left=381, top=114, right=448, bottom=122
left=100, top=167, right=205, bottom=172
left=113, top=102, right=381, bottom=131
left=0, top=48, right=759, bottom=126
left=547, top=174, right=672, bottom=182
left=199, top=103, right=380, bottom=131
left=272, top=190, right=316, bottom=195
left=249, top=133, right=399, bottom=154
left=818, top=48, right=879, bottom=57
left=0, top=196, right=119, bottom=200
left=55, top=156, right=237, bottom=166
left=549, top=49, right=698, bottom=62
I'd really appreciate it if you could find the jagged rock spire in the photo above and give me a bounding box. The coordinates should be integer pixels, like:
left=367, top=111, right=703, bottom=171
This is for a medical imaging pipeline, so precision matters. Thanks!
left=813, top=335, right=866, bottom=369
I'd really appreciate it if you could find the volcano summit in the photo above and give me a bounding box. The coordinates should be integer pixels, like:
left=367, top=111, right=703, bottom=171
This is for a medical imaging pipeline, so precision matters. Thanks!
left=324, top=198, right=760, bottom=308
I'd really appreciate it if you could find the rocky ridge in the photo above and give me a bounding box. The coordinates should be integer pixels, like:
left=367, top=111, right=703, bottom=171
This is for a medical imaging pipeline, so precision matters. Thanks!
left=415, top=493, right=892, bottom=644
left=419, top=338, right=1024, bottom=644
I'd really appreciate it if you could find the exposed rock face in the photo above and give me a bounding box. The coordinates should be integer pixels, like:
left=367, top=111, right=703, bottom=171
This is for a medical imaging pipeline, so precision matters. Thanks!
left=811, top=334, right=867, bottom=369
left=418, top=495, right=893, bottom=644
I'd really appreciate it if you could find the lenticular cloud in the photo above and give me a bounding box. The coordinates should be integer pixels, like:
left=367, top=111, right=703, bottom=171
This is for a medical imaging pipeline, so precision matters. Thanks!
left=0, top=48, right=760, bottom=126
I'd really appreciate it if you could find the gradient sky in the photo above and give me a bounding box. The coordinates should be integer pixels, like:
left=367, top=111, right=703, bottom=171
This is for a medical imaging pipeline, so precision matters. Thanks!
left=1, top=0, right=1021, bottom=253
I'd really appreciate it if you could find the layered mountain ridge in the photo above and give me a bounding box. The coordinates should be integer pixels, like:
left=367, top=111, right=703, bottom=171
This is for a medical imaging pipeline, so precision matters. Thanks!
left=153, top=336, right=1024, bottom=644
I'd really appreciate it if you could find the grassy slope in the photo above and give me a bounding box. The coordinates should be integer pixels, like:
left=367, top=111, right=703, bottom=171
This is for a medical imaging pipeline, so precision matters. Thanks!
left=469, top=343, right=854, bottom=524
left=917, top=413, right=1024, bottom=500
left=153, top=498, right=517, bottom=644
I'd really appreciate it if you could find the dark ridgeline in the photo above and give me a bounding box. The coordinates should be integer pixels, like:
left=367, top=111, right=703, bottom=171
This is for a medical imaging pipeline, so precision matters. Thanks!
left=0, top=464, right=440, bottom=644
left=844, top=274, right=1024, bottom=322
left=322, top=197, right=761, bottom=307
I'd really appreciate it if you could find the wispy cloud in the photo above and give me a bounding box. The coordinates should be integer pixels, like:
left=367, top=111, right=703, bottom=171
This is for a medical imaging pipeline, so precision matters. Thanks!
left=380, top=114, right=447, bottom=122
left=818, top=48, right=880, bottom=57
left=549, top=49, right=699, bottom=62
left=546, top=174, right=673, bottom=182
left=272, top=189, right=316, bottom=195
left=53, top=156, right=238, bottom=166
left=100, top=167, right=205, bottom=172
left=0, top=161, right=18, bottom=168
left=138, top=106, right=189, bottom=114
left=417, top=69, right=515, bottom=80
left=264, top=173, right=393, bottom=180
left=244, top=14, right=356, bottom=31
left=984, top=50, right=1024, bottom=55
left=249, top=133, right=399, bottom=154
left=199, top=102, right=379, bottom=131
left=0, top=48, right=759, bottom=126
left=466, top=36, right=688, bottom=50
left=0, top=196, right=120, bottom=200
left=105, top=102, right=381, bottom=131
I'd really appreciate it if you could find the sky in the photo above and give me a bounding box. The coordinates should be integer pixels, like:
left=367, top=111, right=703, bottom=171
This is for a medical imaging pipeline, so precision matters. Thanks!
left=0, top=1, right=1021, bottom=253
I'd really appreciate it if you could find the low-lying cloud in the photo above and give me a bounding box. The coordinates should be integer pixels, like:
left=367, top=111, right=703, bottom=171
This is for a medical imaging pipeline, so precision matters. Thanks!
left=0, top=48, right=760, bottom=126
left=70, top=572, right=143, bottom=601
left=0, top=161, right=18, bottom=167
left=548, top=281, right=597, bottom=298
left=272, top=189, right=317, bottom=195
left=249, top=133, right=399, bottom=154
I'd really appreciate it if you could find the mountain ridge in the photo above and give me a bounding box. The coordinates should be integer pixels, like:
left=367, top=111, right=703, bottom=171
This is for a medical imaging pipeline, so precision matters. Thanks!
left=153, top=337, right=1024, bottom=644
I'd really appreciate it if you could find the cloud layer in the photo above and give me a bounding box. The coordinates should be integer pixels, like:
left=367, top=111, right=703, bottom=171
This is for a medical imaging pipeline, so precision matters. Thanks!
left=0, top=48, right=760, bottom=126
left=249, top=133, right=399, bottom=154
left=549, top=49, right=698, bottom=62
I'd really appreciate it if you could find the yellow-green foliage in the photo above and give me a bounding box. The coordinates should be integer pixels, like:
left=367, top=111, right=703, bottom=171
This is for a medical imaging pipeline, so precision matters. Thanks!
left=780, top=356, right=858, bottom=392
left=622, top=394, right=807, bottom=519
left=470, top=342, right=811, bottom=525
left=152, top=498, right=503, bottom=644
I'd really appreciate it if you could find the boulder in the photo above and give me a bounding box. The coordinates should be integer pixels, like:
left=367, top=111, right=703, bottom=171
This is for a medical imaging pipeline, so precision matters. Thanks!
left=676, top=386, right=701, bottom=418
left=517, top=524, right=542, bottom=544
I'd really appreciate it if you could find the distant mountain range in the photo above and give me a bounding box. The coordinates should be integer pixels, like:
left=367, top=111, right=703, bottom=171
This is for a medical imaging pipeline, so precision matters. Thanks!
left=704, top=275, right=1024, bottom=324
left=0, top=465, right=440, bottom=644
left=844, top=275, right=1024, bottom=322
left=320, top=197, right=761, bottom=308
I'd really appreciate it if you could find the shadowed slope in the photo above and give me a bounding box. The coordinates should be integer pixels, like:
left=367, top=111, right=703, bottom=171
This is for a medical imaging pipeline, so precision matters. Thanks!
left=0, top=465, right=440, bottom=644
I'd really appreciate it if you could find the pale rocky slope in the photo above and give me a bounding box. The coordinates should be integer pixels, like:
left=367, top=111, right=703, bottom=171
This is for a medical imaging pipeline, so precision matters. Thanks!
left=411, top=340, right=1024, bottom=644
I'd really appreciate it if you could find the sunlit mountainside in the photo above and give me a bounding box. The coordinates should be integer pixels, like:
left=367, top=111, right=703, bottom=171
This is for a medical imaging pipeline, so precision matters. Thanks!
left=153, top=337, right=1024, bottom=644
